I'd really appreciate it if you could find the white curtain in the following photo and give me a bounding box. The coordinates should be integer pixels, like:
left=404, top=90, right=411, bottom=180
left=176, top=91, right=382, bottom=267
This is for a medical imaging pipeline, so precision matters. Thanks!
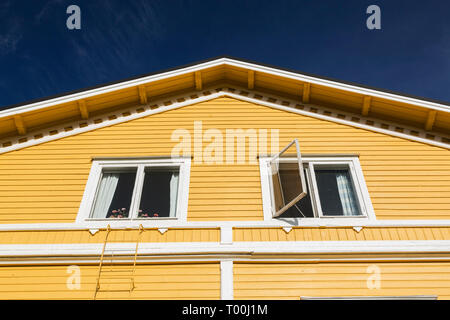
left=336, top=172, right=359, bottom=216
left=91, top=173, right=119, bottom=218
left=169, top=172, right=179, bottom=217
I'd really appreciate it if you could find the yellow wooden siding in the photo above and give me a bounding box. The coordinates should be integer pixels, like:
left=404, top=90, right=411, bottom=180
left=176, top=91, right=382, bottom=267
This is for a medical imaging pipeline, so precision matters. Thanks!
left=234, top=262, right=450, bottom=299
left=0, top=263, right=220, bottom=299
left=233, top=227, right=450, bottom=241
left=0, top=226, right=447, bottom=244
left=0, top=228, right=219, bottom=244
left=0, top=97, right=449, bottom=224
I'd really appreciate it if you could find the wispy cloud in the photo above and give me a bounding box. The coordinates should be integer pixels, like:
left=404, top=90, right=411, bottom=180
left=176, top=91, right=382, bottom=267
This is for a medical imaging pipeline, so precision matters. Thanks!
left=0, top=17, right=23, bottom=56
left=34, top=0, right=64, bottom=24
left=68, top=0, right=166, bottom=81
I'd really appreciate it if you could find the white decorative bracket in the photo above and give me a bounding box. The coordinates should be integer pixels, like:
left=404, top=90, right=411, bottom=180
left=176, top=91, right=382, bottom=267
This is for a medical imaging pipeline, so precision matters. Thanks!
left=88, top=228, right=99, bottom=235
left=158, top=228, right=168, bottom=234
left=282, top=226, right=292, bottom=234
left=353, top=226, right=363, bottom=233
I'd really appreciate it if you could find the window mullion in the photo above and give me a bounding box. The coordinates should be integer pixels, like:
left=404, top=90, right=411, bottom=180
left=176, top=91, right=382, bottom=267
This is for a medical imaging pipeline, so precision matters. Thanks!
left=348, top=161, right=367, bottom=216
left=309, top=162, right=324, bottom=218
left=129, top=164, right=145, bottom=220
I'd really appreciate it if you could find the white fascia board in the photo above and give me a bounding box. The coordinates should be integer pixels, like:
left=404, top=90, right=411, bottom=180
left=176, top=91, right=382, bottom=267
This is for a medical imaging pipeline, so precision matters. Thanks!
left=0, top=240, right=449, bottom=257
left=2, top=57, right=449, bottom=118
left=223, top=58, right=450, bottom=113
left=0, top=58, right=228, bottom=118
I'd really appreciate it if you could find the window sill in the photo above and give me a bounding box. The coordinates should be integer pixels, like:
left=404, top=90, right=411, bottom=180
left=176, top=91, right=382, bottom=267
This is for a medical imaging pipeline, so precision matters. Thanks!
left=86, top=217, right=178, bottom=221
left=273, top=217, right=374, bottom=227
left=80, top=217, right=181, bottom=230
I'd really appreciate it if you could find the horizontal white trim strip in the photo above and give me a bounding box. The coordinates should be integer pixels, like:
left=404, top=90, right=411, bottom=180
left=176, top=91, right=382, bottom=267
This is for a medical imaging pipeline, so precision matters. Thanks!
left=0, top=219, right=449, bottom=232
left=2, top=57, right=449, bottom=119
left=2, top=255, right=450, bottom=266
left=0, top=240, right=449, bottom=257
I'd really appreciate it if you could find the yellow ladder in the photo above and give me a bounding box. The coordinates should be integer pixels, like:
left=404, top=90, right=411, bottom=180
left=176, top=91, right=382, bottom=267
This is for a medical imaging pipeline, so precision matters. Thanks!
left=93, top=224, right=144, bottom=300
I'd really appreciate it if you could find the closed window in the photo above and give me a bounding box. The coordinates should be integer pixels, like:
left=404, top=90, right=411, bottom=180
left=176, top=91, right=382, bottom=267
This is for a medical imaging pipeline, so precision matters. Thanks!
left=77, top=158, right=190, bottom=224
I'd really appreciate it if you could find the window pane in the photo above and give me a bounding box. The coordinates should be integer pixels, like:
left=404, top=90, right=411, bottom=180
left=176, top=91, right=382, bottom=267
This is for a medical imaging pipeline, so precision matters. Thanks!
left=271, top=161, right=306, bottom=215
left=315, top=167, right=362, bottom=216
left=91, top=169, right=137, bottom=219
left=278, top=169, right=314, bottom=218
left=138, top=168, right=179, bottom=218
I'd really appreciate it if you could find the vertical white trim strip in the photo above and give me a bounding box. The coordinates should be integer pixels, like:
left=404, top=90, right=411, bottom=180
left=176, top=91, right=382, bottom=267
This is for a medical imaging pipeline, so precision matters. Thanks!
left=221, top=227, right=233, bottom=244
left=220, top=260, right=233, bottom=300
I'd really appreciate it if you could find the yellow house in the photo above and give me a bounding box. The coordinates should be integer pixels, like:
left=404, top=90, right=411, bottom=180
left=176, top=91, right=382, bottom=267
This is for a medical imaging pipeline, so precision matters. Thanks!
left=0, top=57, right=449, bottom=300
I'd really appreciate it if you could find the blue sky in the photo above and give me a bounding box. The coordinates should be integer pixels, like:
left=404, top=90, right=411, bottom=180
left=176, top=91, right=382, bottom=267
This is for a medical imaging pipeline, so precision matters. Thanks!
left=1, top=0, right=450, bottom=108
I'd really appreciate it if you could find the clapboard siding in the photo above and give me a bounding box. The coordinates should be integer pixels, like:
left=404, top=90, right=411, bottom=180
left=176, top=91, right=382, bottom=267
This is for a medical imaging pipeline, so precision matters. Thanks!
left=0, top=228, right=220, bottom=244
left=234, top=262, right=450, bottom=299
left=0, top=263, right=220, bottom=299
left=0, top=97, right=449, bottom=223
left=0, top=226, right=447, bottom=245
left=233, top=227, right=450, bottom=241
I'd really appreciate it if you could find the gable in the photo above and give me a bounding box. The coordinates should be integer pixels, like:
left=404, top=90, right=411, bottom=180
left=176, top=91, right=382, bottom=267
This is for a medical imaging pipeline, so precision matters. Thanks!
left=0, top=96, right=449, bottom=224
left=0, top=58, right=449, bottom=154
left=1, top=85, right=449, bottom=156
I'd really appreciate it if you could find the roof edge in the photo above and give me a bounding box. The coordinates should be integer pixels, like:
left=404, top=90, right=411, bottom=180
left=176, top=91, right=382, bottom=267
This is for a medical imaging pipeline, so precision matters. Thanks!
left=1, top=56, right=450, bottom=118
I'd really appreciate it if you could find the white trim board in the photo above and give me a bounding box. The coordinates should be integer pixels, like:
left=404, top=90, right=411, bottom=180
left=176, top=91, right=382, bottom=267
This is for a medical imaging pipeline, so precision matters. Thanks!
left=1, top=86, right=448, bottom=155
left=220, top=260, right=233, bottom=300
left=0, top=219, right=449, bottom=232
left=0, top=240, right=449, bottom=258
left=1, top=57, right=450, bottom=118
left=2, top=254, right=450, bottom=266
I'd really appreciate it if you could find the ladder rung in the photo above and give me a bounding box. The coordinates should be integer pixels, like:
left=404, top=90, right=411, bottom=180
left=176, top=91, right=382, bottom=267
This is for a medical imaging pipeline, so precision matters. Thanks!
left=96, top=289, right=132, bottom=293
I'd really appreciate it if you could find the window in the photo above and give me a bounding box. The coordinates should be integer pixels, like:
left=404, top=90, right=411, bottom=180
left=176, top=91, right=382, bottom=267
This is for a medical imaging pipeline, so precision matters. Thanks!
left=260, top=142, right=374, bottom=221
left=77, top=158, right=190, bottom=225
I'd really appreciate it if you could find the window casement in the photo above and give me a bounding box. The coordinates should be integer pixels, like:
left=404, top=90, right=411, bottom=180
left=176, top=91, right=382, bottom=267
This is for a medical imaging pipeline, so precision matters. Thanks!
left=260, top=140, right=375, bottom=222
left=76, top=158, right=191, bottom=227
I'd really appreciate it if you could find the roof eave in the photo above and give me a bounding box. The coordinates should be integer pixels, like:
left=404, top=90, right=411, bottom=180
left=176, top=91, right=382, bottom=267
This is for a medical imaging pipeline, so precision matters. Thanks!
left=1, top=57, right=450, bottom=119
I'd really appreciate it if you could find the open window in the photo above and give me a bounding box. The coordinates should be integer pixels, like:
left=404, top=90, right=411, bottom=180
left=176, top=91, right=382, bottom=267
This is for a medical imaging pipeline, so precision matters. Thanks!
left=269, top=139, right=308, bottom=218
left=262, top=153, right=374, bottom=221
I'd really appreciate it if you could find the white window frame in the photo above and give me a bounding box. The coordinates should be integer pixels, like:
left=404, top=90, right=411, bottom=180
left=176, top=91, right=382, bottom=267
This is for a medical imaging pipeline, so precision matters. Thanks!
left=259, top=156, right=376, bottom=224
left=76, top=157, right=191, bottom=228
left=269, top=139, right=307, bottom=218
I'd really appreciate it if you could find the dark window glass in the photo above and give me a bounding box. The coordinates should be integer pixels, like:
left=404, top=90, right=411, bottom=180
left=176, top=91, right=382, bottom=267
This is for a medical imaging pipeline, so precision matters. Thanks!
left=315, top=167, right=362, bottom=216
left=138, top=168, right=179, bottom=218
left=278, top=169, right=314, bottom=218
